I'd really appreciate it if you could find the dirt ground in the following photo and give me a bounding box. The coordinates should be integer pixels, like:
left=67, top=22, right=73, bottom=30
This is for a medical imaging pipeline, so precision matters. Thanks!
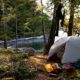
left=30, top=54, right=61, bottom=80
left=30, top=54, right=80, bottom=80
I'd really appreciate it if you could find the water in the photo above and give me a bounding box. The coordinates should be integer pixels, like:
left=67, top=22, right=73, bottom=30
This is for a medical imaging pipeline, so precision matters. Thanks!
left=0, top=31, right=68, bottom=50
left=17, top=41, right=44, bottom=50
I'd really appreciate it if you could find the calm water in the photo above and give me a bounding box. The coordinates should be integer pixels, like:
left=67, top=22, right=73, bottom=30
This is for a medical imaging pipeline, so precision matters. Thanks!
left=17, top=41, right=44, bottom=50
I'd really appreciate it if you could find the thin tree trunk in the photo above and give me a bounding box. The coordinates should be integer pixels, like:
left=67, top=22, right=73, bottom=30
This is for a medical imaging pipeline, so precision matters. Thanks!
left=15, top=1, right=18, bottom=51
left=41, top=0, right=46, bottom=52
left=15, top=17, right=18, bottom=51
left=2, top=0, right=7, bottom=48
left=68, top=0, right=75, bottom=36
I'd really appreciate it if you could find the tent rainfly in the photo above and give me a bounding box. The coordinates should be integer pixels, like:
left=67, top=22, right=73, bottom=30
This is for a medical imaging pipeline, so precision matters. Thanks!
left=48, top=37, right=80, bottom=63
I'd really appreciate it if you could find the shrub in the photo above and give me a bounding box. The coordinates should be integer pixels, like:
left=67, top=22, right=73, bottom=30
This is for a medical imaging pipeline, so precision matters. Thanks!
left=10, top=60, right=37, bottom=80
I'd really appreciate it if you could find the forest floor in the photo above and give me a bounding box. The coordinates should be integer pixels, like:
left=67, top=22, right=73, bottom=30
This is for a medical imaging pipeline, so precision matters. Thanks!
left=30, top=54, right=80, bottom=80
left=0, top=49, right=80, bottom=80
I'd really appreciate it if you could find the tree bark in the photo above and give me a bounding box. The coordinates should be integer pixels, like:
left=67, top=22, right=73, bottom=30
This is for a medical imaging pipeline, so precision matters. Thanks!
left=41, top=0, right=46, bottom=52
left=68, top=0, right=75, bottom=36
left=14, top=1, right=18, bottom=51
left=2, top=0, right=7, bottom=48
left=45, top=1, right=60, bottom=54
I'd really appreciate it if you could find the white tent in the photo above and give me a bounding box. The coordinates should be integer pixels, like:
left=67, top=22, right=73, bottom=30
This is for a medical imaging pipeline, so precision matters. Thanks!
left=48, top=36, right=80, bottom=64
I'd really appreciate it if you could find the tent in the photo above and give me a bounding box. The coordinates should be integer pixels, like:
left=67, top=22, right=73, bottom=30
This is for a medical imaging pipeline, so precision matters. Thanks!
left=48, top=36, right=80, bottom=63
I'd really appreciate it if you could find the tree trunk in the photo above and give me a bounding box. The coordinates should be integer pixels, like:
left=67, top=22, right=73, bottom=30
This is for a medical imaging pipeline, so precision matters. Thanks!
left=2, top=0, right=7, bottom=48
left=4, top=38, right=7, bottom=48
left=45, top=0, right=60, bottom=54
left=15, top=1, right=18, bottom=51
left=41, top=0, right=46, bottom=52
left=68, top=0, right=75, bottom=36
left=15, top=17, right=18, bottom=51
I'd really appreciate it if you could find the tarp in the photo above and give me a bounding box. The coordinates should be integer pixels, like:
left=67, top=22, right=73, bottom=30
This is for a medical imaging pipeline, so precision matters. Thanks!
left=48, top=36, right=80, bottom=64
left=48, top=37, right=70, bottom=58
left=62, top=37, right=80, bottom=63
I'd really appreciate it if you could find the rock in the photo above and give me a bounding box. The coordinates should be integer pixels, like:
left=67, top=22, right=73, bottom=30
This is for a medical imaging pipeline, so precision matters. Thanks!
left=49, top=73, right=58, bottom=77
left=20, top=47, right=36, bottom=56
left=7, top=47, right=36, bottom=56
